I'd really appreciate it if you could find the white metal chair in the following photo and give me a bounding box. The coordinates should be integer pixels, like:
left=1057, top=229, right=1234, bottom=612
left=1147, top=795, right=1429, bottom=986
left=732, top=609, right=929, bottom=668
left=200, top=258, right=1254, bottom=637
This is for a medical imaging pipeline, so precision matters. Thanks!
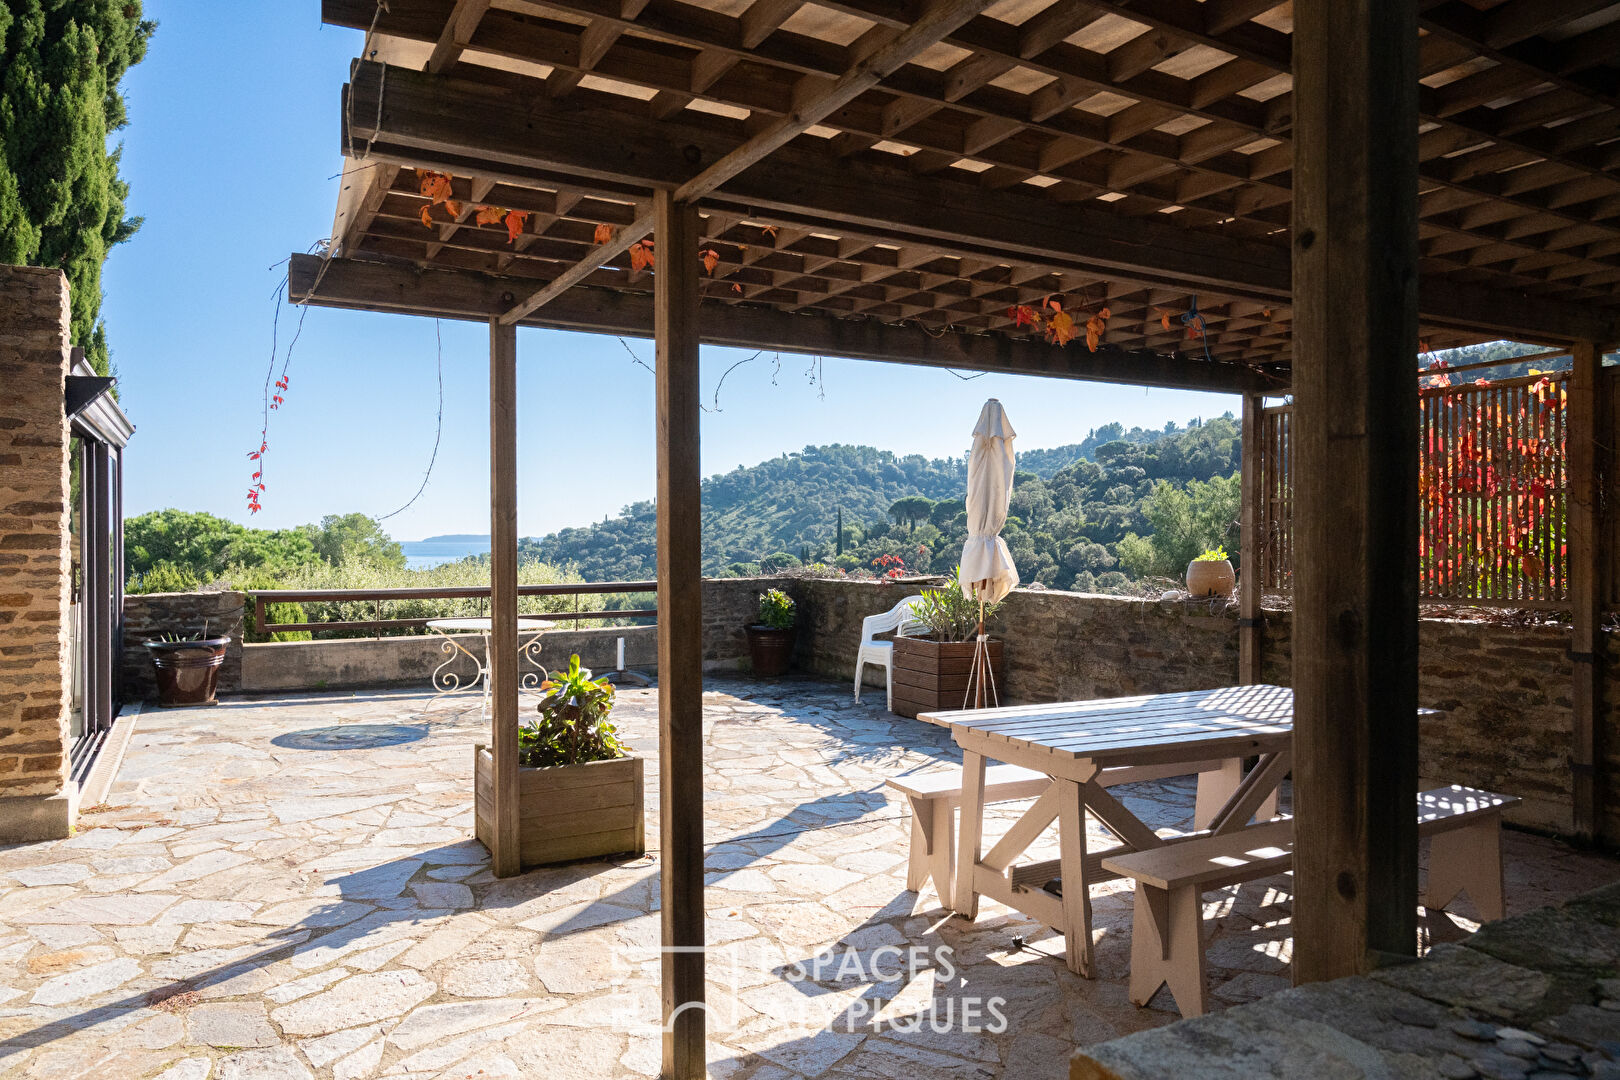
left=853, top=595, right=926, bottom=712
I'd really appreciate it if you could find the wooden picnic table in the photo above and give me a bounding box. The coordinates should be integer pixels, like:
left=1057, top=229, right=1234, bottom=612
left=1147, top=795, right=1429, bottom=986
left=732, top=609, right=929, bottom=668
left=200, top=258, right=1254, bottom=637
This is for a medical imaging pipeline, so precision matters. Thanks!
left=919, top=684, right=1294, bottom=977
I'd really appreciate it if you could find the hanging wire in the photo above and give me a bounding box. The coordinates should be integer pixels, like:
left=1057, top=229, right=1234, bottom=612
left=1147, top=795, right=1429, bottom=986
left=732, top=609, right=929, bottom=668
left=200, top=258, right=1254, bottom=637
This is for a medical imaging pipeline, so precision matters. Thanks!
left=376, top=319, right=446, bottom=522
left=1181, top=295, right=1215, bottom=364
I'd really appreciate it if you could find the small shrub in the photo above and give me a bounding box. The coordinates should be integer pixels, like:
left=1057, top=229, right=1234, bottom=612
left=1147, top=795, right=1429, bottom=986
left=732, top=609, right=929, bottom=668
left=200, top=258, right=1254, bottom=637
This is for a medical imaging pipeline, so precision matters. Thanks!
left=910, top=566, right=1001, bottom=643
left=519, top=654, right=626, bottom=768
left=1194, top=545, right=1230, bottom=562
left=758, top=588, right=795, bottom=629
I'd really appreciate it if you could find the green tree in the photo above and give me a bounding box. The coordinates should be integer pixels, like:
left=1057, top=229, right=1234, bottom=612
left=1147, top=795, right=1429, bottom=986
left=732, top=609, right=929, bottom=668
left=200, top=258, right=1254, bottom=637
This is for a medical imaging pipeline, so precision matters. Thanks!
left=887, top=495, right=935, bottom=533
left=1, top=1, right=154, bottom=375
left=124, top=509, right=319, bottom=587
left=300, top=513, right=406, bottom=569
left=1116, top=473, right=1241, bottom=578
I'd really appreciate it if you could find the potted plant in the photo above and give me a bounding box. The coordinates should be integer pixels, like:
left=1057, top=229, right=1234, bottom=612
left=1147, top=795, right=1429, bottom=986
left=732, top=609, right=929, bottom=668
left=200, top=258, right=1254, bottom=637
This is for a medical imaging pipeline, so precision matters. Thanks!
left=746, top=588, right=796, bottom=676
left=1186, top=545, right=1236, bottom=598
left=473, top=654, right=644, bottom=868
left=145, top=629, right=231, bottom=706
left=889, top=567, right=1006, bottom=718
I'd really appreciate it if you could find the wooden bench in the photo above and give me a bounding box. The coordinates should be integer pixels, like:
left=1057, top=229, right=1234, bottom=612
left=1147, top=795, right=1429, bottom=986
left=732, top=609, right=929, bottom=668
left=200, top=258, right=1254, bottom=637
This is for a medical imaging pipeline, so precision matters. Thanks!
left=887, top=758, right=1230, bottom=903
left=1102, top=784, right=1521, bottom=1018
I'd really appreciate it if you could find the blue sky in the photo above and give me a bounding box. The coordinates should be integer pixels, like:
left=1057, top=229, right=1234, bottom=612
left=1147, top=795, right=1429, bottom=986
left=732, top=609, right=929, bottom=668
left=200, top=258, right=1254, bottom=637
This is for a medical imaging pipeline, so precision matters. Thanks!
left=103, top=2, right=1238, bottom=542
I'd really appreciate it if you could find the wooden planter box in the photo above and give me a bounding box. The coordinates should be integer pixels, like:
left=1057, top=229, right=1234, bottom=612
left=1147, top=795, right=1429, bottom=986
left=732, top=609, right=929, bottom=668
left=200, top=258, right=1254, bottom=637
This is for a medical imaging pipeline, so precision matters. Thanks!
left=474, top=747, right=645, bottom=868
left=890, top=636, right=1006, bottom=718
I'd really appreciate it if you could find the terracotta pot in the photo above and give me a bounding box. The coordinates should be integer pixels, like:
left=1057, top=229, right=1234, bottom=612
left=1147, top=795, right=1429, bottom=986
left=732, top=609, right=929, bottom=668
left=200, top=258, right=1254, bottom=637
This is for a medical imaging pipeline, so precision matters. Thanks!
left=146, top=638, right=230, bottom=706
left=1186, top=559, right=1236, bottom=598
left=746, top=625, right=796, bottom=676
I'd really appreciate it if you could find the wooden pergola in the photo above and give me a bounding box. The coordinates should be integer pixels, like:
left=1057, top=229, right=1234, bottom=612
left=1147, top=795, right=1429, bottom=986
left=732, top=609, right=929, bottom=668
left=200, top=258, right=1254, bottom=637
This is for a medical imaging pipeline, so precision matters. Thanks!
left=290, top=0, right=1620, bottom=1074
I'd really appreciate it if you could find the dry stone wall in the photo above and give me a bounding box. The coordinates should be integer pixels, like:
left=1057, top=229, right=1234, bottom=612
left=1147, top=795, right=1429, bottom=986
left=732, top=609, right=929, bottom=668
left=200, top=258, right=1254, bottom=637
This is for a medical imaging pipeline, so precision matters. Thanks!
left=0, top=267, right=74, bottom=836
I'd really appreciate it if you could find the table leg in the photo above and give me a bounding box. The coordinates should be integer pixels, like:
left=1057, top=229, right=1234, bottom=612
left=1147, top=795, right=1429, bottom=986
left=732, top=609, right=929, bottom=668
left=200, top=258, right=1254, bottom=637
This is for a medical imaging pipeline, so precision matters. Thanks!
left=952, top=751, right=986, bottom=920
left=1057, top=778, right=1095, bottom=977
left=1193, top=759, right=1243, bottom=830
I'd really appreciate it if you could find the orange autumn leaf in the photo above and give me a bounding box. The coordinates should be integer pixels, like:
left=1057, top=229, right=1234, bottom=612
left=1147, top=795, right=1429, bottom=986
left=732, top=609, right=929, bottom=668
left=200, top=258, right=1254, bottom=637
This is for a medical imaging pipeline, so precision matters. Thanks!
left=1521, top=552, right=1543, bottom=580
left=592, top=223, right=614, bottom=245
left=701, top=248, right=720, bottom=275
left=444, top=200, right=464, bottom=218
left=1007, top=304, right=1038, bottom=329
left=1160, top=311, right=1172, bottom=332
left=629, top=239, right=655, bottom=273
left=731, top=282, right=743, bottom=294
left=1046, top=310, right=1077, bottom=347
left=504, top=209, right=529, bottom=244
left=417, top=170, right=453, bottom=206
left=1084, top=307, right=1110, bottom=353
left=1262, top=308, right=1272, bottom=320
left=420, top=204, right=435, bottom=228
left=1042, top=295, right=1063, bottom=313
left=761, top=225, right=779, bottom=239
left=476, top=205, right=507, bottom=226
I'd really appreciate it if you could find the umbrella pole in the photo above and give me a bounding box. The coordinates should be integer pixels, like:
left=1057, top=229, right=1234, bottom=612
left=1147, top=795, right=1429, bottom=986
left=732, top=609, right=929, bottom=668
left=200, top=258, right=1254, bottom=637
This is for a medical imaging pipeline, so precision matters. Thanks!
left=966, top=595, right=998, bottom=710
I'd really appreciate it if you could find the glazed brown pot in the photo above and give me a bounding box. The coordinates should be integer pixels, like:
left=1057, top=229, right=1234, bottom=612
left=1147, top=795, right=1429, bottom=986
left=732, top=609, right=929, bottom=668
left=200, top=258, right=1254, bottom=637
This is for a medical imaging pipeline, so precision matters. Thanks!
left=146, top=638, right=229, bottom=706
left=746, top=625, right=796, bottom=676
left=1186, top=559, right=1236, bottom=598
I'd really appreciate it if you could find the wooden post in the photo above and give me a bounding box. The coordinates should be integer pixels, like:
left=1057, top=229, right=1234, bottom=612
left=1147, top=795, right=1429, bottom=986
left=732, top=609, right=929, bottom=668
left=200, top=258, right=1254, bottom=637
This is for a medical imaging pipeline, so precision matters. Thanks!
left=654, top=189, right=706, bottom=1080
left=1291, top=0, right=1421, bottom=981
left=1239, top=392, right=1263, bottom=685
left=1568, top=341, right=1605, bottom=843
left=488, top=318, right=521, bottom=879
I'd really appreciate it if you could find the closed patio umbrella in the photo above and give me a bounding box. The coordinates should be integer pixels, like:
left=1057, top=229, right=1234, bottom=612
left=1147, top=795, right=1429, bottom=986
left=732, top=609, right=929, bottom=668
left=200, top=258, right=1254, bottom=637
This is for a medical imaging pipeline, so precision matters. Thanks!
left=960, top=399, right=1018, bottom=706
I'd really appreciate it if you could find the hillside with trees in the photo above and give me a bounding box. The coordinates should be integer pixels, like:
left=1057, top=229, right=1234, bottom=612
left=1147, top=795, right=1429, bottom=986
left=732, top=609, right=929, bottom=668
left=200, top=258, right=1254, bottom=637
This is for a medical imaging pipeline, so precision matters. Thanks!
left=521, top=417, right=1243, bottom=591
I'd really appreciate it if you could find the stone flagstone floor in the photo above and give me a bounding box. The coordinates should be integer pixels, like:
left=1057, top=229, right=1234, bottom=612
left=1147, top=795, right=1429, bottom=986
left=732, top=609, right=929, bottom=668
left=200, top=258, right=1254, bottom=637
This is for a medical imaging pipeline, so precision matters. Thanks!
left=0, top=678, right=1614, bottom=1080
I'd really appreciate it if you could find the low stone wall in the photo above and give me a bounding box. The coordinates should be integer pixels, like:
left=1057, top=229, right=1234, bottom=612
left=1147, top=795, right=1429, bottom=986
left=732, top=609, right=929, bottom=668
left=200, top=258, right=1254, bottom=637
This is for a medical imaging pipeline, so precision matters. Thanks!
left=121, top=591, right=247, bottom=700
left=239, top=625, right=656, bottom=693
left=122, top=576, right=1615, bottom=839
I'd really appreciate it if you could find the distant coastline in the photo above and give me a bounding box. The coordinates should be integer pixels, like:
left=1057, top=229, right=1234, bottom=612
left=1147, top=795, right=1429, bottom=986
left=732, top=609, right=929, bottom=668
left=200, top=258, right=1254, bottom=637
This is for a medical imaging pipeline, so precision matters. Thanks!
left=402, top=537, right=490, bottom=569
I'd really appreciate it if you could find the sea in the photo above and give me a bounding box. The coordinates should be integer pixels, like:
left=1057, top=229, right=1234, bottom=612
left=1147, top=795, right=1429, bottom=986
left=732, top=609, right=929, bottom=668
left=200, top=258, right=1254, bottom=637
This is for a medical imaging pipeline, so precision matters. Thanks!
left=401, top=537, right=491, bottom=569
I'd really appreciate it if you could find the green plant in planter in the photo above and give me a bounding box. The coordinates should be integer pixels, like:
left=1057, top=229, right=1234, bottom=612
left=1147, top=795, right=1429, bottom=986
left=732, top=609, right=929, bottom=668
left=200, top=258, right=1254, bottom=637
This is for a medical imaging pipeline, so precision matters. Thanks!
left=519, top=654, right=627, bottom=768
left=758, top=588, right=795, bottom=629
left=1194, top=546, right=1230, bottom=562
left=911, top=566, right=1002, bottom=643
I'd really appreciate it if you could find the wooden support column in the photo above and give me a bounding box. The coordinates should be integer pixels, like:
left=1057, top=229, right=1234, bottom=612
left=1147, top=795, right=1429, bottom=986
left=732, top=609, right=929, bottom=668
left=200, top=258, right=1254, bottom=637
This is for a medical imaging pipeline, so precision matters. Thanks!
left=1239, top=392, right=1263, bottom=685
left=1568, top=341, right=1605, bottom=843
left=488, top=318, right=521, bottom=879
left=655, top=189, right=705, bottom=1080
left=1291, top=0, right=1421, bottom=981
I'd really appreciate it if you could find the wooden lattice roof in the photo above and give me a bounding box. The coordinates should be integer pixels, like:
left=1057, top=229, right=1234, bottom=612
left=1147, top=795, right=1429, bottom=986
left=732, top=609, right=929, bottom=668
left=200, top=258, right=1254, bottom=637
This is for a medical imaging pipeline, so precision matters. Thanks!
left=294, top=0, right=1620, bottom=391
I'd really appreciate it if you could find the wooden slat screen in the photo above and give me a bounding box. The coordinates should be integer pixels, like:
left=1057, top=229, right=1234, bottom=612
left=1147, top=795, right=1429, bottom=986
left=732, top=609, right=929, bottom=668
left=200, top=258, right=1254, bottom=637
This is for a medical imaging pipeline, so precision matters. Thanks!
left=1254, top=370, right=1572, bottom=607
left=1256, top=404, right=1293, bottom=595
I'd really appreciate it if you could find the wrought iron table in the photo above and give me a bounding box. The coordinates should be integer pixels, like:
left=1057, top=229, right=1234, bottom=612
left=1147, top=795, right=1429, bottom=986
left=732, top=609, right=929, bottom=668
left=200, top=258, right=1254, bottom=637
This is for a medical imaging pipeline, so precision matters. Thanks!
left=425, top=616, right=554, bottom=718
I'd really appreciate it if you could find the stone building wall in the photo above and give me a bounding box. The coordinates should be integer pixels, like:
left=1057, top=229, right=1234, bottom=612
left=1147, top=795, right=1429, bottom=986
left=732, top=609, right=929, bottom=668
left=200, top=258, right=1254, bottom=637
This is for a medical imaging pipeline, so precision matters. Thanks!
left=0, top=266, right=75, bottom=838
left=121, top=591, right=246, bottom=701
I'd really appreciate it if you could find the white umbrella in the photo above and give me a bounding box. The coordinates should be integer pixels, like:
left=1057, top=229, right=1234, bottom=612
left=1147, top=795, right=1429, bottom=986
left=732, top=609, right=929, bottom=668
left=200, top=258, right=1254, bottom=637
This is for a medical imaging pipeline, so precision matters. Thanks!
left=960, top=399, right=1018, bottom=708
left=961, top=399, right=1019, bottom=604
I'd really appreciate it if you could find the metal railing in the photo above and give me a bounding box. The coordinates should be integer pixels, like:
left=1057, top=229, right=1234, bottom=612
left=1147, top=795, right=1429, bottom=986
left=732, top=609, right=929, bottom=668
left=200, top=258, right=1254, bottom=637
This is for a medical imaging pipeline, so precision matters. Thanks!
left=252, top=580, right=658, bottom=637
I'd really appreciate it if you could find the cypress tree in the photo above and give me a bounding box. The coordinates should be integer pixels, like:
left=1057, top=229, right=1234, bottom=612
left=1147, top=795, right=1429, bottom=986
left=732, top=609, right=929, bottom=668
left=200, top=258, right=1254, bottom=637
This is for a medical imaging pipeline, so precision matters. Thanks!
left=0, top=1, right=153, bottom=375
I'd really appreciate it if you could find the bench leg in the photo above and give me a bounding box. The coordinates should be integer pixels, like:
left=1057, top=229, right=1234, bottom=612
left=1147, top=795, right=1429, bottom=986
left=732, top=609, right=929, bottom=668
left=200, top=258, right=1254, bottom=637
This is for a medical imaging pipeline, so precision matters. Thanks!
left=1057, top=779, right=1095, bottom=978
left=1426, top=815, right=1505, bottom=922
left=1128, top=884, right=1208, bottom=1018
left=903, top=795, right=956, bottom=903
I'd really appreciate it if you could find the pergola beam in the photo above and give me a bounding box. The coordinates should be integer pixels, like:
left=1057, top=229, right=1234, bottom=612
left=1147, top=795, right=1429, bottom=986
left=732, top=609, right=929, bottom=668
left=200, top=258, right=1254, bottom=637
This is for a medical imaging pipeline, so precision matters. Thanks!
left=500, top=0, right=997, bottom=323
left=288, top=253, right=1281, bottom=392
left=343, top=60, right=1620, bottom=345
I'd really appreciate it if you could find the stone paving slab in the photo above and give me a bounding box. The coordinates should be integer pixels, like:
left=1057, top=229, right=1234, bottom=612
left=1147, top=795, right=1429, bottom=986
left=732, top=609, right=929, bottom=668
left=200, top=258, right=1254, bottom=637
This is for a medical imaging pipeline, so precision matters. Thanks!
left=0, top=679, right=1611, bottom=1079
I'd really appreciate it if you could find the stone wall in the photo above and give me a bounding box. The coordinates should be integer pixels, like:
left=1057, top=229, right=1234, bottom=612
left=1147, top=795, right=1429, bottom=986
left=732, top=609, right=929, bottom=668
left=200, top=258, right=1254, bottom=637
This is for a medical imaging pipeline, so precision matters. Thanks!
left=0, top=266, right=75, bottom=838
left=121, top=591, right=247, bottom=701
